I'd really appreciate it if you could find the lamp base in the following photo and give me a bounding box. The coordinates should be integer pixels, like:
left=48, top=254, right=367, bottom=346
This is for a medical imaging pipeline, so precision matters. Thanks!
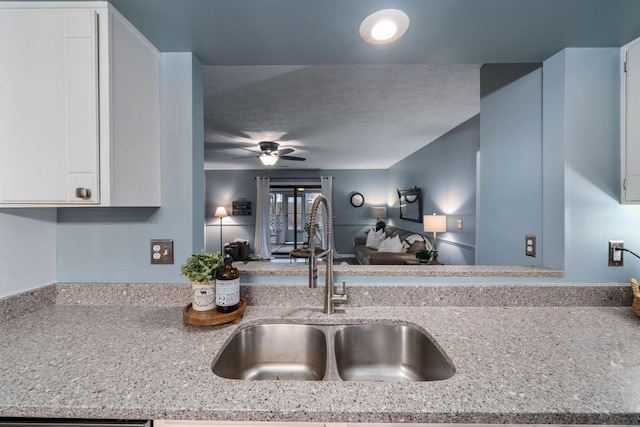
left=429, top=250, right=443, bottom=265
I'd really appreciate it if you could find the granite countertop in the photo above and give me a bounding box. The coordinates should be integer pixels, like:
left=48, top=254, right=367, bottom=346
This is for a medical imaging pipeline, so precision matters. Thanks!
left=237, top=262, right=564, bottom=277
left=0, top=283, right=639, bottom=424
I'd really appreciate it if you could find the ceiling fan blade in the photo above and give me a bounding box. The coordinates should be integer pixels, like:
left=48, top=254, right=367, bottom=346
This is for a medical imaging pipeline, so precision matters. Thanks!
left=277, top=148, right=294, bottom=156
left=232, top=154, right=259, bottom=159
left=204, top=142, right=263, bottom=155
left=204, top=142, right=247, bottom=150
left=239, top=147, right=262, bottom=154
left=280, top=155, right=306, bottom=161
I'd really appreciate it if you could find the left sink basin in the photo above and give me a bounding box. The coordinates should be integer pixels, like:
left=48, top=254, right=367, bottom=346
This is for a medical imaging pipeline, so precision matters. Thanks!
left=212, top=324, right=327, bottom=380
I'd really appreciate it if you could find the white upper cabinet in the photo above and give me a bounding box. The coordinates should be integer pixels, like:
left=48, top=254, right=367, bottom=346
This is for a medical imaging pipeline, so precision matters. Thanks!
left=0, top=2, right=160, bottom=207
left=622, top=37, right=640, bottom=204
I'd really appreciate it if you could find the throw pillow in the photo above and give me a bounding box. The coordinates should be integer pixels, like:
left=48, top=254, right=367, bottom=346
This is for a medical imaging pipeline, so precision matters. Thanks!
left=407, top=240, right=426, bottom=253
left=365, top=228, right=386, bottom=249
left=377, top=234, right=403, bottom=253
left=402, top=234, right=427, bottom=252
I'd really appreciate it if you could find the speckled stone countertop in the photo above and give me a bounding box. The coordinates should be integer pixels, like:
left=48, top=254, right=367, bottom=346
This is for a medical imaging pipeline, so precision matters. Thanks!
left=237, top=262, right=564, bottom=277
left=0, top=283, right=639, bottom=424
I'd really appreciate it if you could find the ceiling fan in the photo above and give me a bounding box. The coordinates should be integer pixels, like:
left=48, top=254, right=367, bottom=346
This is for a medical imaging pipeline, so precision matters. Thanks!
left=233, top=141, right=306, bottom=166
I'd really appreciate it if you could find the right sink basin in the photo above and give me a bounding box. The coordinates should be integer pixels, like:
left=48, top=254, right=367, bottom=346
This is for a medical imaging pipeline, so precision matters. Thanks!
left=212, top=322, right=455, bottom=382
left=333, top=324, right=455, bottom=382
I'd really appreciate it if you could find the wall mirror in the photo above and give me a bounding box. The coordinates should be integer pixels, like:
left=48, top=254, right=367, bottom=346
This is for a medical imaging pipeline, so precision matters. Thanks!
left=397, top=187, right=422, bottom=223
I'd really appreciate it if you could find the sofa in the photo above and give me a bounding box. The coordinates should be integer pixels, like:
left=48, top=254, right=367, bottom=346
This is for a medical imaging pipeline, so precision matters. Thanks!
left=354, top=225, right=432, bottom=265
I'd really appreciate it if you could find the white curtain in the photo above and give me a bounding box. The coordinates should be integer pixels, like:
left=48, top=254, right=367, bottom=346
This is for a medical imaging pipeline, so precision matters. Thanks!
left=253, top=176, right=271, bottom=259
left=320, top=176, right=339, bottom=257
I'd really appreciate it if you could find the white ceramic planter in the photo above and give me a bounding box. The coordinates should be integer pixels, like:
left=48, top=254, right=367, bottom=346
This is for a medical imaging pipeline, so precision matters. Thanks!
left=191, top=282, right=215, bottom=311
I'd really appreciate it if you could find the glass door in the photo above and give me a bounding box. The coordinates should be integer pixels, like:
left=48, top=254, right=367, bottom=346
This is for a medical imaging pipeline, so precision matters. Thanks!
left=269, top=187, right=323, bottom=250
left=269, top=191, right=285, bottom=245
left=302, top=190, right=323, bottom=247
left=286, top=193, right=303, bottom=244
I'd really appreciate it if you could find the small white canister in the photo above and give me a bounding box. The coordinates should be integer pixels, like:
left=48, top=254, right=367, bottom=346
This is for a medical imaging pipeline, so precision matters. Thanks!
left=191, top=282, right=215, bottom=311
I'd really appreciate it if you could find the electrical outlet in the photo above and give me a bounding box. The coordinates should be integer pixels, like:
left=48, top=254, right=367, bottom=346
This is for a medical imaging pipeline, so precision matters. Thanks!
left=608, top=240, right=624, bottom=266
left=525, top=234, right=536, bottom=257
left=151, top=239, right=174, bottom=264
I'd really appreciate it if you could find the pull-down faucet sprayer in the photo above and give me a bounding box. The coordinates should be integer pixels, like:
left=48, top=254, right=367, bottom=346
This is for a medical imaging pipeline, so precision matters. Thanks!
left=308, top=195, right=347, bottom=314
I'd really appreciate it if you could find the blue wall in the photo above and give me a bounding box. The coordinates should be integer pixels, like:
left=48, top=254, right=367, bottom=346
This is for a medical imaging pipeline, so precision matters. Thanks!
left=0, top=208, right=56, bottom=297
left=56, top=53, right=205, bottom=283
left=5, top=48, right=640, bottom=291
left=554, top=48, right=640, bottom=281
left=387, top=115, right=479, bottom=265
left=477, top=66, right=543, bottom=265
left=541, top=53, right=566, bottom=271
left=474, top=48, right=640, bottom=281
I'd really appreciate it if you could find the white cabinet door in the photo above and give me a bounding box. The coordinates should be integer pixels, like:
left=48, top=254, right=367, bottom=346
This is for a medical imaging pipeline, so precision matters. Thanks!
left=622, top=37, right=640, bottom=203
left=0, top=8, right=99, bottom=204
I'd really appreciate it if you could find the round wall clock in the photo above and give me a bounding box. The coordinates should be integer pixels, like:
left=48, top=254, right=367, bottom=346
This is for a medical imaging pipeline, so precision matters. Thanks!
left=350, top=192, right=365, bottom=207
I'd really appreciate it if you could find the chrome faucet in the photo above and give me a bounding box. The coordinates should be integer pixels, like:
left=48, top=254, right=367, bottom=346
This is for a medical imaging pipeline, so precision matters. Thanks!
left=308, top=195, right=348, bottom=314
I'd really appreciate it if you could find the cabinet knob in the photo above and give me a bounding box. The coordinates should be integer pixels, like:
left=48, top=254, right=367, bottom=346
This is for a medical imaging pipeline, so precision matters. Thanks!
left=75, top=187, right=92, bottom=199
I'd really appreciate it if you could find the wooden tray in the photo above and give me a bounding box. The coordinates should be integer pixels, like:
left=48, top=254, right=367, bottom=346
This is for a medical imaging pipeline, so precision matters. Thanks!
left=183, top=297, right=246, bottom=326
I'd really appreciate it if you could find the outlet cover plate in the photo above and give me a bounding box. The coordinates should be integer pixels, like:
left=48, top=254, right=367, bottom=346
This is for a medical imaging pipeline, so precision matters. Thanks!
left=151, top=239, right=174, bottom=265
left=608, top=240, right=624, bottom=267
left=525, top=234, right=536, bottom=257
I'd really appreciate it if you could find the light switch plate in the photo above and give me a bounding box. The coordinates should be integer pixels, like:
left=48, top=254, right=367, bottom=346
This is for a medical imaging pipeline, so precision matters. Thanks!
left=151, top=239, right=174, bottom=264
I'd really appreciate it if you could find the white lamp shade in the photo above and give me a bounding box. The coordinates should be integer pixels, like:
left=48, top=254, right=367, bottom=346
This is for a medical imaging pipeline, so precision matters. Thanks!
left=259, top=153, right=278, bottom=166
left=370, top=206, right=387, bottom=218
left=423, top=214, right=446, bottom=233
left=214, top=207, right=228, bottom=217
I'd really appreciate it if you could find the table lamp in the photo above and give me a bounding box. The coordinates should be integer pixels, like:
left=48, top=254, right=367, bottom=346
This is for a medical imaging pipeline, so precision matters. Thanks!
left=423, top=213, right=446, bottom=265
left=370, top=206, right=387, bottom=221
left=215, top=207, right=228, bottom=252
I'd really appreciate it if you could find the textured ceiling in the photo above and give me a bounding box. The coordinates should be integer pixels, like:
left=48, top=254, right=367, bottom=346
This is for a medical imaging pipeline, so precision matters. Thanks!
left=203, top=65, right=480, bottom=170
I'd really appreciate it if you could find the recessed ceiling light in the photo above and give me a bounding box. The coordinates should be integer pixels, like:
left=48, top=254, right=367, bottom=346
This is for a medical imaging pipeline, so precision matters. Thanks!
left=360, top=9, right=409, bottom=45
left=371, top=19, right=398, bottom=41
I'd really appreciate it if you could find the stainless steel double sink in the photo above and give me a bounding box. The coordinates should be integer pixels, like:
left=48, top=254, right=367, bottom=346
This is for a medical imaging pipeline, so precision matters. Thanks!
left=212, top=323, right=455, bottom=382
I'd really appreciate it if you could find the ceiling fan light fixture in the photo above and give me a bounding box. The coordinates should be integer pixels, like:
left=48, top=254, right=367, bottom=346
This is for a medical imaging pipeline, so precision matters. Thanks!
left=360, top=9, right=409, bottom=45
left=259, top=152, right=279, bottom=166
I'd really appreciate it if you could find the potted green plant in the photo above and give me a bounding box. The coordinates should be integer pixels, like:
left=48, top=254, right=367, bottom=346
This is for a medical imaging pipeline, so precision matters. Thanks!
left=181, top=249, right=224, bottom=311
left=415, top=248, right=432, bottom=264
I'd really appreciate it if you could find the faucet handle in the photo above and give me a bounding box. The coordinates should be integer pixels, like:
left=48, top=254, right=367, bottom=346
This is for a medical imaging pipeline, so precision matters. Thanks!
left=337, top=280, right=347, bottom=296
left=332, top=304, right=347, bottom=314
left=331, top=281, right=348, bottom=308
left=332, top=293, right=348, bottom=304
left=331, top=291, right=348, bottom=315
